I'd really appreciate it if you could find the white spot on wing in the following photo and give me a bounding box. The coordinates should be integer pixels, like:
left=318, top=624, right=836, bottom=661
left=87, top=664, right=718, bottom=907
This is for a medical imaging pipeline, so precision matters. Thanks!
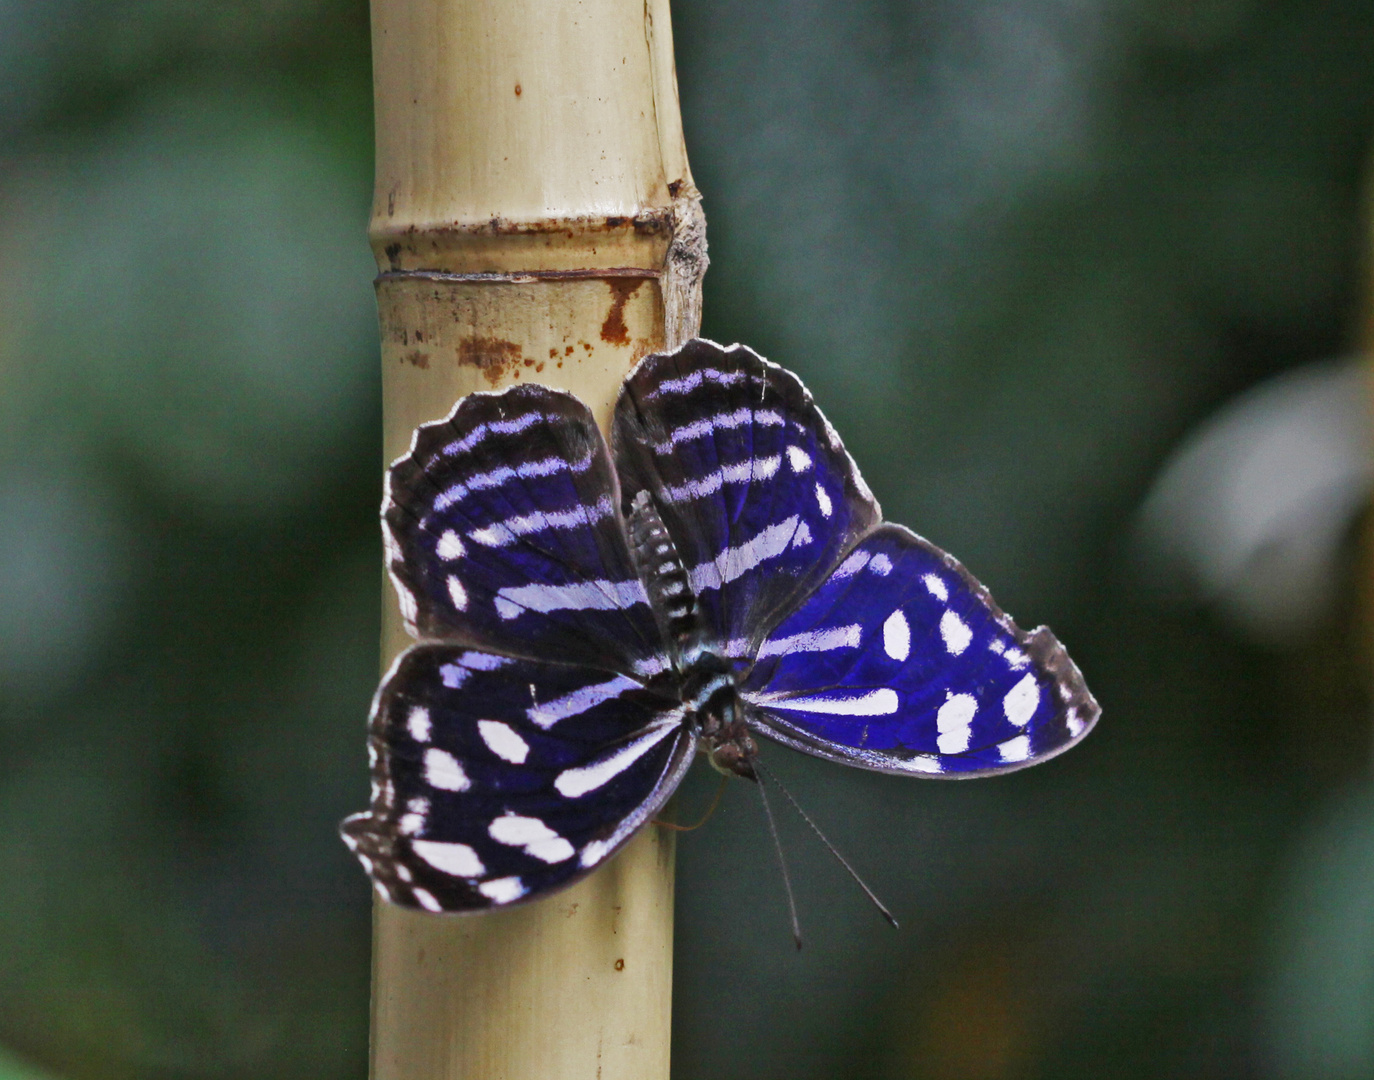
left=645, top=366, right=748, bottom=399
left=579, top=838, right=611, bottom=868
left=651, top=406, right=784, bottom=451
left=438, top=651, right=510, bottom=688
left=488, top=813, right=575, bottom=863
left=434, top=448, right=596, bottom=512
left=659, top=455, right=781, bottom=504
left=883, top=610, right=911, bottom=661
left=439, top=664, right=469, bottom=688
left=437, top=530, right=465, bottom=560
left=478, top=876, right=527, bottom=903
left=787, top=445, right=813, bottom=472
left=407, top=706, right=432, bottom=743
left=870, top=553, right=893, bottom=575
left=756, top=624, right=862, bottom=660
left=447, top=575, right=468, bottom=611
left=814, top=483, right=833, bottom=517
left=939, top=610, right=972, bottom=655
left=923, top=574, right=949, bottom=601
left=411, top=839, right=485, bottom=877
left=398, top=796, right=429, bottom=836
left=462, top=652, right=511, bottom=670
left=763, top=689, right=899, bottom=716
left=528, top=674, right=641, bottom=729
left=469, top=495, right=614, bottom=548
left=688, top=516, right=801, bottom=593
left=411, top=887, right=442, bottom=912
left=494, top=578, right=648, bottom=620
left=440, top=410, right=544, bottom=457
left=1066, top=707, right=1085, bottom=737
left=833, top=550, right=870, bottom=579
left=423, top=748, right=471, bottom=792
left=1003, top=674, right=1040, bottom=727
left=936, top=694, right=977, bottom=754
left=478, top=720, right=529, bottom=763
left=554, top=720, right=679, bottom=798
left=998, top=734, right=1032, bottom=763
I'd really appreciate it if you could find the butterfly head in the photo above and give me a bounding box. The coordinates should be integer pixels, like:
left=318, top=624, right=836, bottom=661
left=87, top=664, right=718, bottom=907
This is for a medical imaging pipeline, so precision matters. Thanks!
left=681, top=648, right=759, bottom=781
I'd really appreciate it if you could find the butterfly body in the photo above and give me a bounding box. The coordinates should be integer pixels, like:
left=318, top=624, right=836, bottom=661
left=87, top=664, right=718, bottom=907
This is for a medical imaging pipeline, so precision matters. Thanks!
left=342, top=339, right=1100, bottom=913
left=625, top=488, right=762, bottom=780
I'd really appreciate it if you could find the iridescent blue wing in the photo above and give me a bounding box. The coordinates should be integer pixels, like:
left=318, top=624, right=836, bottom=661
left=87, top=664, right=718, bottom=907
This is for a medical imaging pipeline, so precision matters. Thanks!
left=341, top=646, right=692, bottom=911
left=612, top=340, right=881, bottom=664
left=385, top=384, right=668, bottom=677
left=740, top=526, right=1100, bottom=776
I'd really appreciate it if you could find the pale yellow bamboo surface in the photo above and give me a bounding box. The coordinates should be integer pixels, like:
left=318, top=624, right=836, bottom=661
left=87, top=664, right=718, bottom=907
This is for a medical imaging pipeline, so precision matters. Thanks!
left=368, top=1, right=702, bottom=1077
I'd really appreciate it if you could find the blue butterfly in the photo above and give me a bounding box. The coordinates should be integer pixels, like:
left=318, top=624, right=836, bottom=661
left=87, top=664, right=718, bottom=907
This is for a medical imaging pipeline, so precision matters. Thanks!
left=341, top=339, right=1099, bottom=913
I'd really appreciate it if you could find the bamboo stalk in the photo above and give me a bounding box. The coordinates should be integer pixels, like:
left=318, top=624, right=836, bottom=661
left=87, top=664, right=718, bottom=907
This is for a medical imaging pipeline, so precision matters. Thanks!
left=366, top=1, right=704, bottom=1077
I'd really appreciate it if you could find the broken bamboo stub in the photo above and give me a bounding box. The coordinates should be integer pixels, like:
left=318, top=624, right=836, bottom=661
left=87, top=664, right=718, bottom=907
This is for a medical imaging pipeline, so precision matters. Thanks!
left=367, top=1, right=705, bottom=1078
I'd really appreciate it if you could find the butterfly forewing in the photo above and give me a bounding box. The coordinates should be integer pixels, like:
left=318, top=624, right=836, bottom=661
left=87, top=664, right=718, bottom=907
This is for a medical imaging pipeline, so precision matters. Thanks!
left=741, top=526, right=1100, bottom=776
left=613, top=341, right=881, bottom=663
left=385, top=384, right=669, bottom=677
left=342, top=646, right=693, bottom=911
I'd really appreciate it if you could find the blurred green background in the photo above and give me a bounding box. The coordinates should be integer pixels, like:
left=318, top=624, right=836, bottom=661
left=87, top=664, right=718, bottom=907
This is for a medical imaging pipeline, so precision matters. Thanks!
left=2, top=1, right=1374, bottom=1077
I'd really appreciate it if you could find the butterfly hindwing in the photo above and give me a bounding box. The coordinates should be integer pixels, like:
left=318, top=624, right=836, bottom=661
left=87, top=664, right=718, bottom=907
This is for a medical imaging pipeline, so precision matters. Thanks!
left=341, top=645, right=692, bottom=912
left=740, top=526, right=1100, bottom=777
left=612, top=340, right=882, bottom=664
left=385, top=384, right=669, bottom=677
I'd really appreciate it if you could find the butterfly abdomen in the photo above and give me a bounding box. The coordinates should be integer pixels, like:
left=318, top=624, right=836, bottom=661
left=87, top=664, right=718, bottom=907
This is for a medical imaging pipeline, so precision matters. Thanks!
left=626, top=489, right=698, bottom=656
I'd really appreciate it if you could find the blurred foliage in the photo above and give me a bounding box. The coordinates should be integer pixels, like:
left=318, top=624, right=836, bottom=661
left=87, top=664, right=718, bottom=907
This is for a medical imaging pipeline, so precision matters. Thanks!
left=1, top=1, right=1373, bottom=1078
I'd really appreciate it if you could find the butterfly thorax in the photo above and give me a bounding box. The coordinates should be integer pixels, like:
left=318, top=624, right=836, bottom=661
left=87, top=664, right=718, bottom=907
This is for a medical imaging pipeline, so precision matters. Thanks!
left=680, top=647, right=759, bottom=779
left=628, top=490, right=759, bottom=780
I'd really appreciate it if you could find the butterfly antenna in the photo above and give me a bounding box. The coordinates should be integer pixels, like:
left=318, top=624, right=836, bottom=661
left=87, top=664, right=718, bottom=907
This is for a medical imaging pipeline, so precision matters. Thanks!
left=755, top=760, right=898, bottom=930
left=755, top=772, right=803, bottom=950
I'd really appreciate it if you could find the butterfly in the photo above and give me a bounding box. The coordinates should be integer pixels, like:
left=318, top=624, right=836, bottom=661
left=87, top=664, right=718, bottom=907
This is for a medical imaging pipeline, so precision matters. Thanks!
left=341, top=338, right=1100, bottom=913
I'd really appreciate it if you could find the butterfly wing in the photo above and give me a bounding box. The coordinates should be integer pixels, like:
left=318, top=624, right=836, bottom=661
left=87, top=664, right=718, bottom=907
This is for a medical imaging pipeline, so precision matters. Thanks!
left=341, top=646, right=692, bottom=911
left=612, top=340, right=881, bottom=663
left=740, top=526, right=1100, bottom=776
left=386, top=383, right=668, bottom=677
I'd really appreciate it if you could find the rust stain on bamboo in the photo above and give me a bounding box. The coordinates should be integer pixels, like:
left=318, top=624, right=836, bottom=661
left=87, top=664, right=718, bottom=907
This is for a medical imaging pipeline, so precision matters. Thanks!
left=458, top=337, right=524, bottom=385
left=463, top=211, right=670, bottom=238
left=388, top=212, right=672, bottom=242
left=601, top=279, right=643, bottom=345
left=371, top=211, right=676, bottom=267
